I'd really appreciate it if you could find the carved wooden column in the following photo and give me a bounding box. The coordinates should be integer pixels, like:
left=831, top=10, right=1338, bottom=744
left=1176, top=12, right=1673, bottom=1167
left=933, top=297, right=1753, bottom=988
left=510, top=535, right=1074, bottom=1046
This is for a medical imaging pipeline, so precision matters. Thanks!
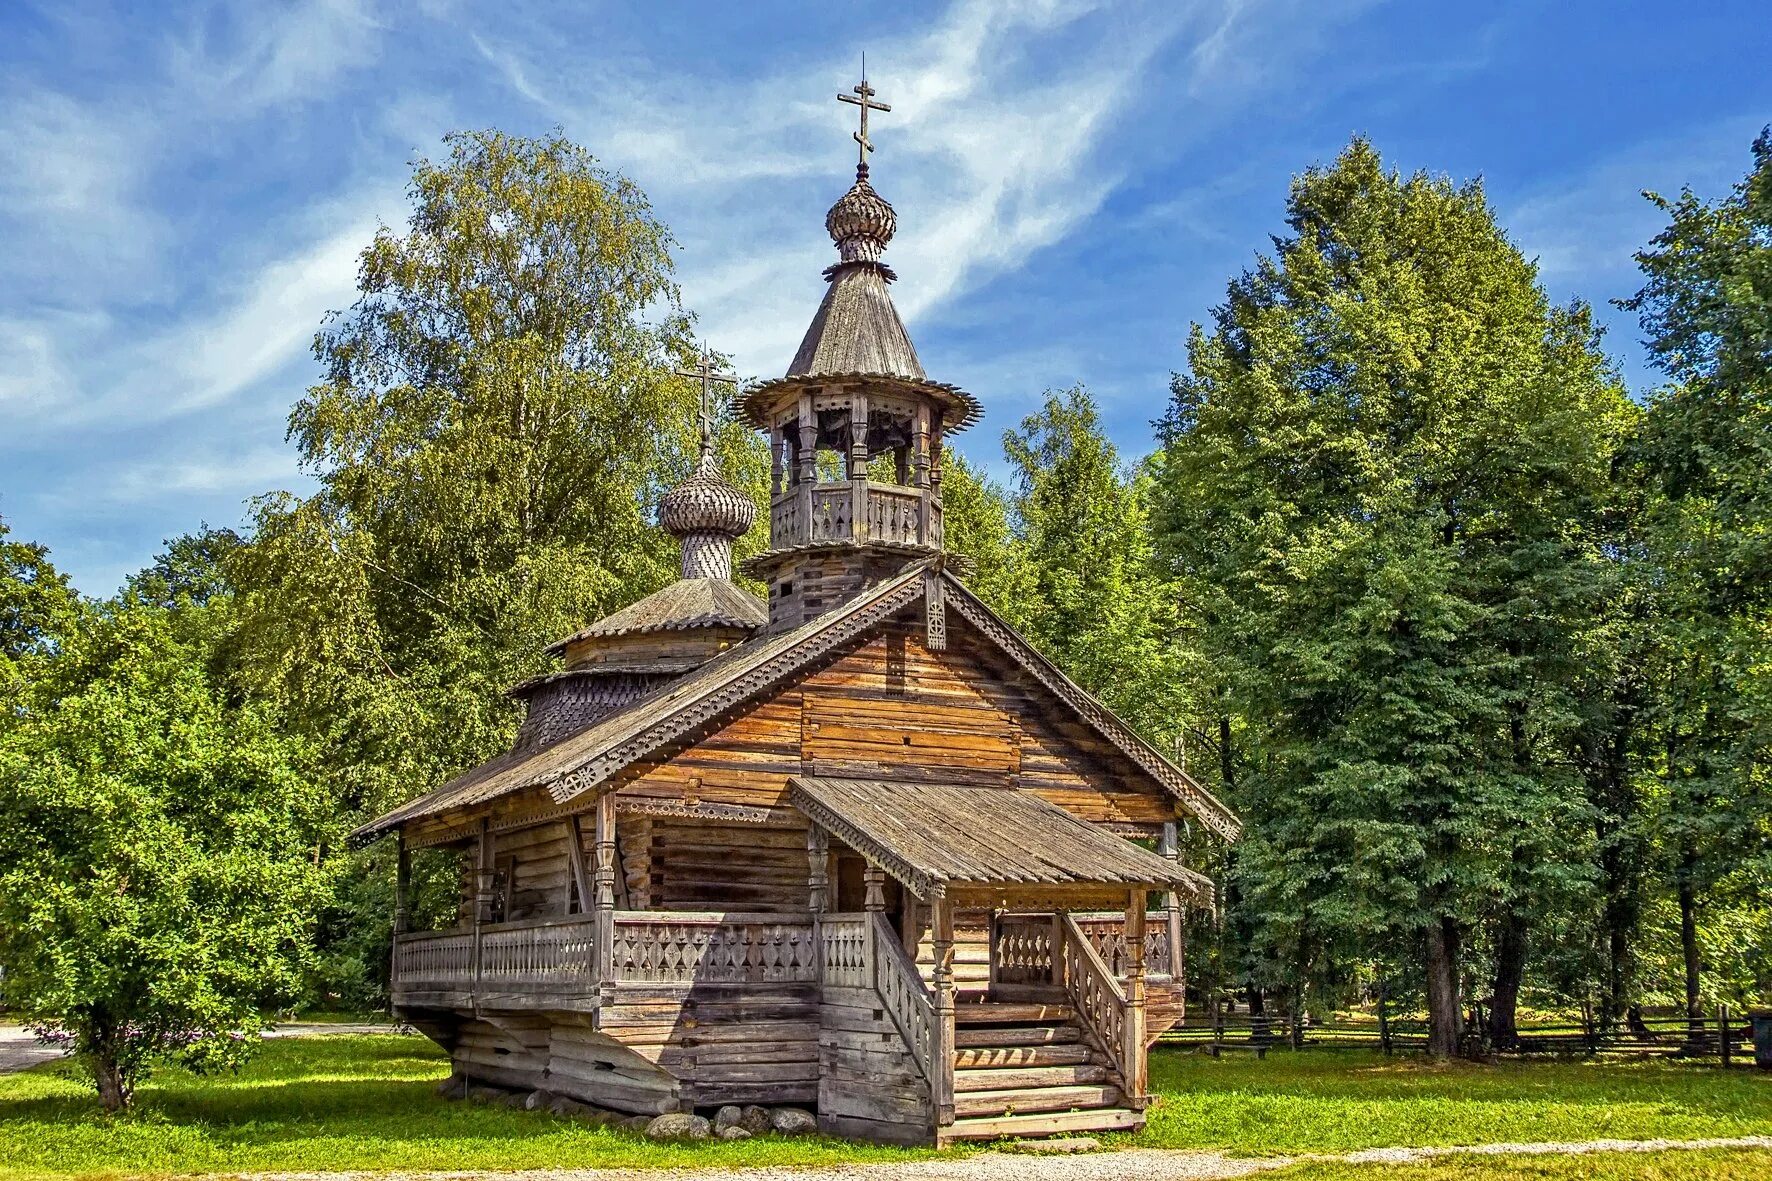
left=1160, top=820, right=1186, bottom=1019
left=472, top=820, right=493, bottom=995
left=1124, top=888, right=1149, bottom=1109
left=795, top=392, right=816, bottom=546
left=393, top=832, right=411, bottom=936
left=931, top=889, right=956, bottom=1127
left=913, top=403, right=932, bottom=544
left=848, top=392, right=870, bottom=542
left=807, top=827, right=829, bottom=914
left=592, top=793, right=617, bottom=988
left=770, top=423, right=785, bottom=496
left=862, top=864, right=887, bottom=912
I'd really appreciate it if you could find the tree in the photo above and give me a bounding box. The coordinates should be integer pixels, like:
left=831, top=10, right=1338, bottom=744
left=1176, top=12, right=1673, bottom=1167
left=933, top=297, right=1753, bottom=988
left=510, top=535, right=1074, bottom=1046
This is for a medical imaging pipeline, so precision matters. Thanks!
left=0, top=593, right=329, bottom=1111
left=938, top=451, right=1030, bottom=626
left=1001, top=388, right=1196, bottom=747
left=1154, top=140, right=1634, bottom=1054
left=1623, top=128, right=1772, bottom=1025
left=0, top=516, right=83, bottom=710
left=227, top=129, right=761, bottom=1003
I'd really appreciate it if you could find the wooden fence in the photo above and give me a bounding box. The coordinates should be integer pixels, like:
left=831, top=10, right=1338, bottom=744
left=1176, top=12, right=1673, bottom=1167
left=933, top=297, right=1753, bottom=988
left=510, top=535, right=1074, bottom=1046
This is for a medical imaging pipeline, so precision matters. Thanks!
left=1159, top=1005, right=1759, bottom=1066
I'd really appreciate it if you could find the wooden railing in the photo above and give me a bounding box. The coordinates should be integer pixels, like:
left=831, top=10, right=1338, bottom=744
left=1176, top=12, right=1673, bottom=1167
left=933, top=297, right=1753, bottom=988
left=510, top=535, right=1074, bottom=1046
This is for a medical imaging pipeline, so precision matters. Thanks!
left=479, top=917, right=600, bottom=992
left=866, top=485, right=923, bottom=545
left=1073, top=913, right=1173, bottom=978
left=393, top=928, right=476, bottom=994
left=767, top=482, right=938, bottom=550
left=608, top=912, right=818, bottom=984
left=995, top=913, right=1056, bottom=985
left=1060, top=913, right=1142, bottom=1107
left=817, top=913, right=869, bottom=988
left=869, top=912, right=938, bottom=1086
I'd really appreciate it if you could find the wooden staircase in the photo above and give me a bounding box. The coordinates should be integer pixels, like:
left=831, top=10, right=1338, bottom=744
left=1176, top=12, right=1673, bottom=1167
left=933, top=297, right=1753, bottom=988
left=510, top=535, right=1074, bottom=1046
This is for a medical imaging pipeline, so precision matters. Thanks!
left=940, top=999, right=1143, bottom=1142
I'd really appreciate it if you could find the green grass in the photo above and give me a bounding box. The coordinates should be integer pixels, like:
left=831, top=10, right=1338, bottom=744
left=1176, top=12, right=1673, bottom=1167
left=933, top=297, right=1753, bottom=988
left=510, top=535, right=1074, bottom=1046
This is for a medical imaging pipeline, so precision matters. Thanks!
left=1133, top=1046, right=1772, bottom=1153
left=0, top=1037, right=1766, bottom=1179
left=1267, top=1148, right=1772, bottom=1180
left=0, top=1035, right=933, bottom=1179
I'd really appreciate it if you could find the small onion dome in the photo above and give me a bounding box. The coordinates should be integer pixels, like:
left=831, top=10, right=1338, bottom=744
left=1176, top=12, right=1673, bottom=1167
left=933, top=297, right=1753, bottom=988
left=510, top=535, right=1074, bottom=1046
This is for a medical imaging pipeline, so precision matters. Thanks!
left=658, top=453, right=756, bottom=539
left=826, top=171, right=897, bottom=264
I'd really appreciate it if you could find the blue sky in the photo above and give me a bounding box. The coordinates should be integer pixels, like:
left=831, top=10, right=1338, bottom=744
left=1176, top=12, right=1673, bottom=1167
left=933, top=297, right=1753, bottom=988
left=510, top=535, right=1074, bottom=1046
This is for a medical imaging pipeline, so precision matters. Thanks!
left=3, top=0, right=1768, bottom=596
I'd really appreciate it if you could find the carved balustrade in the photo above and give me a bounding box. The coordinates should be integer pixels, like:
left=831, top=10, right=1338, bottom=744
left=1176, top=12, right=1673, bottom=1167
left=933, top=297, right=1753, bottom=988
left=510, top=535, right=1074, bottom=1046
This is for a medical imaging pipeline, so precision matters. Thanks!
left=608, top=912, right=819, bottom=984
left=1073, top=912, right=1173, bottom=978
left=767, top=482, right=938, bottom=550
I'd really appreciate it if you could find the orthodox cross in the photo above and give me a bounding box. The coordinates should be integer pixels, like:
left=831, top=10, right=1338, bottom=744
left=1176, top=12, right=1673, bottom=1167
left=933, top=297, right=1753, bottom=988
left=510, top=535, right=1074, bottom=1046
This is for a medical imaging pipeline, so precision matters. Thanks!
left=837, top=63, right=891, bottom=172
left=674, top=347, right=738, bottom=459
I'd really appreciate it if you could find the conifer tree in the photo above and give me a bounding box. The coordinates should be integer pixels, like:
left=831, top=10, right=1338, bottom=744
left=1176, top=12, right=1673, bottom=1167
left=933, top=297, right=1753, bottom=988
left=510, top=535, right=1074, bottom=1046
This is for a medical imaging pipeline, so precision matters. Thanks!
left=1623, top=129, right=1772, bottom=1025
left=1154, top=140, right=1634, bottom=1054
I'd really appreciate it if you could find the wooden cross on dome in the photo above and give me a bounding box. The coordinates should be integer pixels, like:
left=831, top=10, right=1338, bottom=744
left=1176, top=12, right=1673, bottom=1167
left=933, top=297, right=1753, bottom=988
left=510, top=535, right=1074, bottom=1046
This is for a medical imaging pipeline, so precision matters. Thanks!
left=674, top=346, right=738, bottom=460
left=838, top=60, right=891, bottom=172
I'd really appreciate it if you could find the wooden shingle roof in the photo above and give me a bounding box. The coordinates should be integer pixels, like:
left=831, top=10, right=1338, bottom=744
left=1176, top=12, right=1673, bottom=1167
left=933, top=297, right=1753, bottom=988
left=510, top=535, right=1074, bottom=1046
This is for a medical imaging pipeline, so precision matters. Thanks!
left=789, top=263, right=924, bottom=380
left=790, top=775, right=1212, bottom=902
left=543, top=578, right=766, bottom=655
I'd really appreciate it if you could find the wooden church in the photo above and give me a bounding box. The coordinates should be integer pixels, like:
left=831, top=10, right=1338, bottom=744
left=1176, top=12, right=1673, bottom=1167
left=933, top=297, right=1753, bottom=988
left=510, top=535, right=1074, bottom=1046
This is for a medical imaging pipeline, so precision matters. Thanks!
left=353, top=78, right=1240, bottom=1145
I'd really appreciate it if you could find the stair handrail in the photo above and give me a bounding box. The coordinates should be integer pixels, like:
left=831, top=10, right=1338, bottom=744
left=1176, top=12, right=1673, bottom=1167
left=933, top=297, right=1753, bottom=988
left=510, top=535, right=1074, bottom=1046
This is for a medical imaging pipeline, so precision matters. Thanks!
left=1060, top=912, right=1140, bottom=1105
left=867, top=912, right=943, bottom=1101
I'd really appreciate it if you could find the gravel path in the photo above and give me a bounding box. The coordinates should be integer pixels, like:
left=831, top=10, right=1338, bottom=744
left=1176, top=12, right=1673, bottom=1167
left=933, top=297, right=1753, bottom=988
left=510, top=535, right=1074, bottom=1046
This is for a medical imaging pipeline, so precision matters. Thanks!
left=215, top=1135, right=1772, bottom=1181
left=0, top=1022, right=407, bottom=1075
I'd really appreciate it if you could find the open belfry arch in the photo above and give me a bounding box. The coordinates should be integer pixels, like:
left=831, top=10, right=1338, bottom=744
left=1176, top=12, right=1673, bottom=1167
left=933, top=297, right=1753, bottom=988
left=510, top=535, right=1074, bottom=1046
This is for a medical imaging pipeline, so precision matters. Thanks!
left=353, top=73, right=1239, bottom=1146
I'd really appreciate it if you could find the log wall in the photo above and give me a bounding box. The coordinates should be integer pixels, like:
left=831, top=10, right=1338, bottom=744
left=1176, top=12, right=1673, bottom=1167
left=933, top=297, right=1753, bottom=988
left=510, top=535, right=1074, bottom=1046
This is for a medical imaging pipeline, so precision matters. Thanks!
left=818, top=983, right=934, bottom=1145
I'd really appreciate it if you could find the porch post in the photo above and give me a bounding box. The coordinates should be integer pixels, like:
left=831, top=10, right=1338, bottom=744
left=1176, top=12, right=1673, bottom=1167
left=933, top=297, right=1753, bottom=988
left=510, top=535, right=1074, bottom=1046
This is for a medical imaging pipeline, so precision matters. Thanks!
left=1161, top=820, right=1186, bottom=1018
left=472, top=820, right=493, bottom=994
left=566, top=815, right=592, bottom=915
left=931, top=888, right=956, bottom=1127
left=1124, top=888, right=1149, bottom=1108
left=393, top=832, right=411, bottom=936
left=806, top=826, right=829, bottom=914
left=863, top=865, right=887, bottom=913
left=593, top=793, right=617, bottom=987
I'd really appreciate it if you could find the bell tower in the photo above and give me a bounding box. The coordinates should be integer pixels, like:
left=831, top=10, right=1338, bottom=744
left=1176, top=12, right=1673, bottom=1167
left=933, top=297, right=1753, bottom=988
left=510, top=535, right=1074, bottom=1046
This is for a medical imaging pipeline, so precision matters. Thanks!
left=738, top=74, right=980, bottom=628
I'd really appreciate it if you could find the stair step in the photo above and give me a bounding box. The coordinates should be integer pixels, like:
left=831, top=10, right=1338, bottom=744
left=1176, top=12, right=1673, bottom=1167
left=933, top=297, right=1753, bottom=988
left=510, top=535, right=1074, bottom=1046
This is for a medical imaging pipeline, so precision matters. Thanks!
left=954, top=1063, right=1109, bottom=1092
left=953, top=1043, right=1095, bottom=1069
left=940, top=1106, right=1144, bottom=1143
left=953, top=1003, right=1074, bottom=1025
left=954, top=1023, right=1082, bottom=1048
left=953, top=1083, right=1123, bottom=1119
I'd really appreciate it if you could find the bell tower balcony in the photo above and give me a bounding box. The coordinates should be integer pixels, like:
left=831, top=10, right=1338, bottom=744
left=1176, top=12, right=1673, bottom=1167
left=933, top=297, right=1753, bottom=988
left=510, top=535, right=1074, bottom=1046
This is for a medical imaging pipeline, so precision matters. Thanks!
left=771, top=478, right=943, bottom=551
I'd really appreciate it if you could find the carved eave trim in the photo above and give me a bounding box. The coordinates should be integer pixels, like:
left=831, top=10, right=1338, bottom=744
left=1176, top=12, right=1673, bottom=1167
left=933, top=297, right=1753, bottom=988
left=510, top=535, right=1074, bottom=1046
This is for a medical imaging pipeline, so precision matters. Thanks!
left=790, top=788, right=941, bottom=901
left=542, top=567, right=930, bottom=807
left=942, top=576, right=1243, bottom=843
left=614, top=798, right=800, bottom=826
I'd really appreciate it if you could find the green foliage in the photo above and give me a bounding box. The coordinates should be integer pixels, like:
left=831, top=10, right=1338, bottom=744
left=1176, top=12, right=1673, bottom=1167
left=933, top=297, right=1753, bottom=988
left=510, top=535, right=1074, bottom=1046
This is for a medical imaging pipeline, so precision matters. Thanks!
left=1622, top=128, right=1772, bottom=1010
left=998, top=387, right=1200, bottom=747
left=0, top=517, right=84, bottom=710
left=1153, top=139, right=1637, bottom=1043
left=223, top=130, right=765, bottom=1004
left=937, top=450, right=1032, bottom=622
left=0, top=589, right=331, bottom=1110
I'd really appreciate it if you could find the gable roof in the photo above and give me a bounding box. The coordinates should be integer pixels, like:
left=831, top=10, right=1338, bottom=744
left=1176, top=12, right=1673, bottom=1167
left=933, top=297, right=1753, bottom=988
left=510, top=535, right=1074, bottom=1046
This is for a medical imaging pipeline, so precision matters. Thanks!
left=349, top=558, right=1240, bottom=844
left=791, top=776, right=1213, bottom=903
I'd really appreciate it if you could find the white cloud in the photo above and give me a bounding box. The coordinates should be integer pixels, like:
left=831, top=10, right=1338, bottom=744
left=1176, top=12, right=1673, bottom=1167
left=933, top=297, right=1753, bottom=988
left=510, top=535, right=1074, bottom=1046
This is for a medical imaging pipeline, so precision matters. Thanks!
left=1508, top=117, right=1763, bottom=293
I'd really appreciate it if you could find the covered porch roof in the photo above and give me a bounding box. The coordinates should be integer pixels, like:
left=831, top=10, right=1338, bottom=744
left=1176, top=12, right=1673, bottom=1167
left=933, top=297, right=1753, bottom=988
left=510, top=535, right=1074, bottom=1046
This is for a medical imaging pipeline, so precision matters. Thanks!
left=789, top=776, right=1212, bottom=905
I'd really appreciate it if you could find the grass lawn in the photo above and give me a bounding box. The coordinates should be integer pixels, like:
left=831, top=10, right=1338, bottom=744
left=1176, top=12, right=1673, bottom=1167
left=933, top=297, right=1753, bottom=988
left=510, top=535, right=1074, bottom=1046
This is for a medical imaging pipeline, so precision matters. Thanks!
left=1135, top=1046, right=1772, bottom=1152
left=1267, top=1148, right=1772, bottom=1180
left=0, top=1036, right=1766, bottom=1179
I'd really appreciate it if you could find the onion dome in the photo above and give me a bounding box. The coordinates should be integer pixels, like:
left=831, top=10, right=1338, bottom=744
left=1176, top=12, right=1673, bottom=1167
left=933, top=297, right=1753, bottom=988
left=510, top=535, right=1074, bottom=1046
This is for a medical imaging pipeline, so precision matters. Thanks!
left=826, top=168, right=897, bottom=264
left=659, top=451, right=756, bottom=541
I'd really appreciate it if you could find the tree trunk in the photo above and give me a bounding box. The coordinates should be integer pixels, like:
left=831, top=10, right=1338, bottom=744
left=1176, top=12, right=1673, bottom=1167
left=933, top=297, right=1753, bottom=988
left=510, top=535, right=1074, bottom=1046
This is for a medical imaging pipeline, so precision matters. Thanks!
left=1678, top=863, right=1704, bottom=1047
left=93, top=1050, right=128, bottom=1113
left=1425, top=917, right=1462, bottom=1058
left=1489, top=905, right=1528, bottom=1051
